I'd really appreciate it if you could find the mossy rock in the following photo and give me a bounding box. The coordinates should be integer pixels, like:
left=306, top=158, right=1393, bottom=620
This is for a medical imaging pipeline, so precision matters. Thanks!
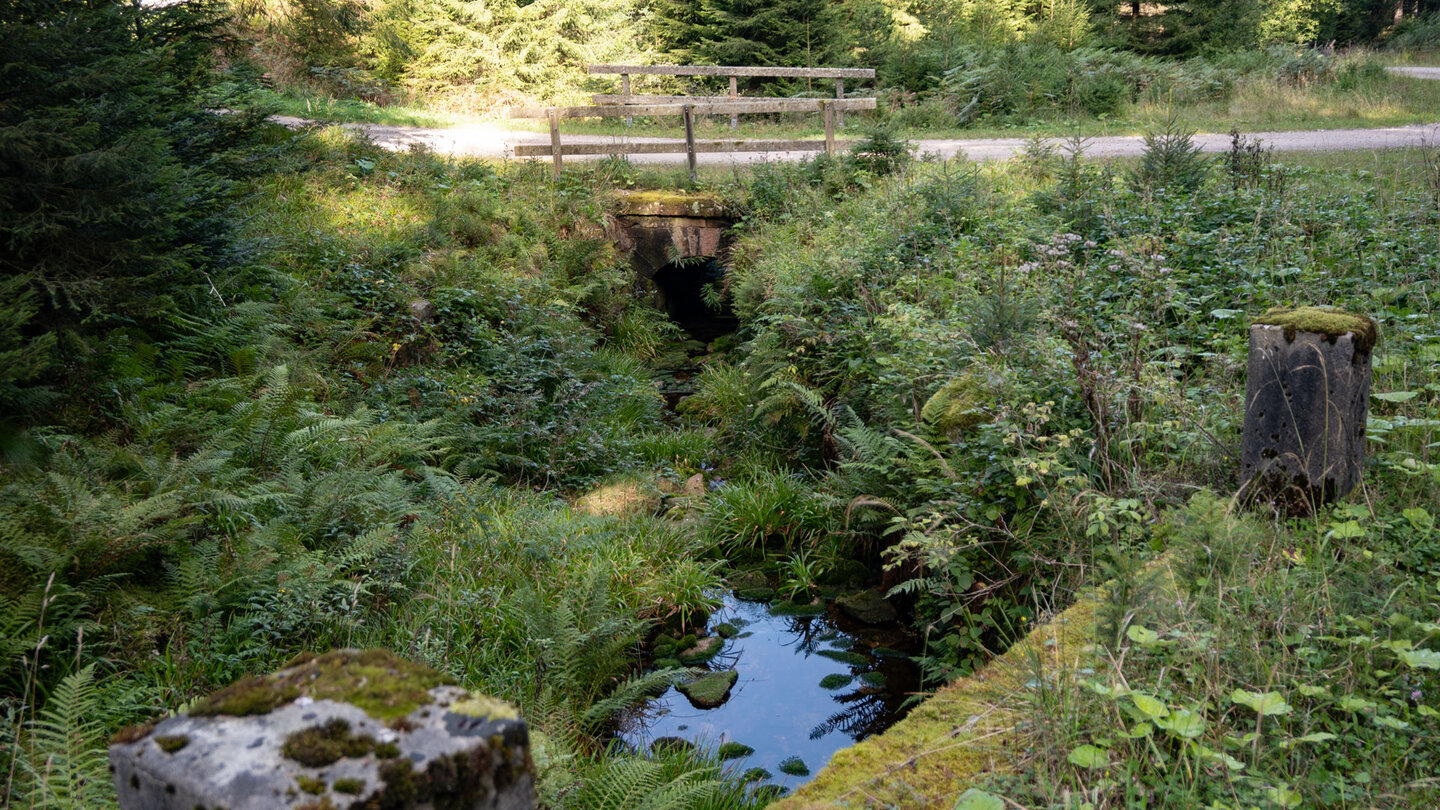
left=858, top=671, right=888, bottom=689
left=920, top=373, right=991, bottom=435
left=574, top=477, right=662, bottom=518
left=282, top=719, right=377, bottom=768
left=678, top=636, right=724, bottom=665
left=835, top=589, right=898, bottom=625
left=736, top=586, right=777, bottom=602
left=1252, top=306, right=1378, bottom=353
left=192, top=649, right=450, bottom=721
left=716, top=741, right=755, bottom=760
left=818, top=558, right=871, bottom=589
left=653, top=657, right=682, bottom=670
left=742, top=767, right=772, bottom=782
left=777, top=756, right=810, bottom=777
left=714, top=622, right=740, bottom=638
left=871, top=646, right=910, bottom=659
left=769, top=598, right=826, bottom=617
left=819, top=673, right=854, bottom=690
left=817, top=649, right=868, bottom=666
left=676, top=670, right=739, bottom=709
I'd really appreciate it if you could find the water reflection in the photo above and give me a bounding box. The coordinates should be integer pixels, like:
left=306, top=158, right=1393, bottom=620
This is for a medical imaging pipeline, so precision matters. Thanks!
left=617, top=593, right=919, bottom=789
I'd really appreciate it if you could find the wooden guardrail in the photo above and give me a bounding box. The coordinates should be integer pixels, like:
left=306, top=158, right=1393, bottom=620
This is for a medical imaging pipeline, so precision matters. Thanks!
left=589, top=63, right=875, bottom=129
left=509, top=65, right=877, bottom=181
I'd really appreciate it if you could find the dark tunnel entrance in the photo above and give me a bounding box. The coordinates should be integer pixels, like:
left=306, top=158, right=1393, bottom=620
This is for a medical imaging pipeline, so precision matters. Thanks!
left=651, top=257, right=738, bottom=342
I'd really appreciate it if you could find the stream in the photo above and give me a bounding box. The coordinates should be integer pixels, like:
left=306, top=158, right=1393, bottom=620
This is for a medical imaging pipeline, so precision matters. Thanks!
left=618, top=592, right=920, bottom=793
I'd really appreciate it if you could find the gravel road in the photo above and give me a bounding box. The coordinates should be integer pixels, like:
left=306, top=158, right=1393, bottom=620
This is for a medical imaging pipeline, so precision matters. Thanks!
left=277, top=67, right=1440, bottom=165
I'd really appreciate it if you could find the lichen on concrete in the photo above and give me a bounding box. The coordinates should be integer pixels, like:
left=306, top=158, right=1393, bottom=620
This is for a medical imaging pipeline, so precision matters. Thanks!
left=1252, top=306, right=1378, bottom=353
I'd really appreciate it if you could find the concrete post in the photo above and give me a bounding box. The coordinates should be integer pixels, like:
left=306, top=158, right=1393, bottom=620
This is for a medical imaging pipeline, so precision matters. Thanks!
left=1240, top=307, right=1377, bottom=514
left=110, top=649, right=534, bottom=810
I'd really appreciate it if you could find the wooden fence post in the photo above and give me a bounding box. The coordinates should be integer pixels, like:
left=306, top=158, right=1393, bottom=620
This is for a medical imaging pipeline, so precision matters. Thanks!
left=836, top=78, right=845, bottom=128
left=822, top=101, right=836, bottom=157
left=729, top=76, right=738, bottom=130
left=683, top=104, right=698, bottom=183
left=622, top=73, right=632, bottom=127
left=548, top=109, right=563, bottom=179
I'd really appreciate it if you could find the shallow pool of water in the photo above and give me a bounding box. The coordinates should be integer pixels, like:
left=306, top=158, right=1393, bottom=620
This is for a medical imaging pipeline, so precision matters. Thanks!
left=617, top=593, right=919, bottom=790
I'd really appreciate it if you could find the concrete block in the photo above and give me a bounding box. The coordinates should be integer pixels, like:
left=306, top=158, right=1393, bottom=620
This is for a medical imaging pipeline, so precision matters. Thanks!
left=110, top=649, right=533, bottom=810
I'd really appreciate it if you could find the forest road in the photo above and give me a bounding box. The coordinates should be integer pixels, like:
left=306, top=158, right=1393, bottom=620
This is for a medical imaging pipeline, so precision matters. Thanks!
left=277, top=68, right=1440, bottom=166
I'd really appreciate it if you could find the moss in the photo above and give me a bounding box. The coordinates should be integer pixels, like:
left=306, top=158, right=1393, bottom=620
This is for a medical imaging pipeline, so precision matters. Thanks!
left=332, top=778, right=364, bottom=795
left=192, top=648, right=450, bottom=720
left=743, top=767, right=773, bottom=782
left=714, top=622, right=739, bottom=638
left=295, top=775, right=326, bottom=795
left=653, top=656, right=682, bottom=670
left=614, top=189, right=730, bottom=217
left=154, top=735, right=190, bottom=754
left=819, top=673, right=854, bottom=690
left=872, top=646, right=908, bottom=659
left=676, top=670, right=738, bottom=709
left=296, top=799, right=338, bottom=810
left=449, top=695, right=519, bottom=722
left=1253, top=306, right=1378, bottom=353
left=110, top=723, right=154, bottom=745
left=575, top=477, right=662, bottom=518
left=817, top=649, right=867, bottom=666
left=282, top=718, right=377, bottom=767
left=717, top=741, right=755, bottom=760
left=778, top=756, right=810, bottom=777
left=375, top=741, right=401, bottom=759
left=678, top=636, right=723, bottom=665
left=920, top=374, right=990, bottom=435
left=858, top=671, right=888, bottom=689
left=737, top=586, right=776, bottom=602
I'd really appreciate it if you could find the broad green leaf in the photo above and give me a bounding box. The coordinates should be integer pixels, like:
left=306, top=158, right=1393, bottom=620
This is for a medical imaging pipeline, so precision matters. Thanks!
left=1281, top=732, right=1337, bottom=748
left=1156, top=709, right=1206, bottom=739
left=1191, top=743, right=1245, bottom=770
left=1121, top=722, right=1153, bottom=739
left=1373, top=391, right=1419, bottom=403
left=1127, top=624, right=1159, bottom=645
left=1296, top=684, right=1329, bottom=698
left=1337, top=695, right=1378, bottom=713
left=1398, top=648, right=1440, bottom=670
left=1403, top=507, right=1435, bottom=533
left=1131, top=692, right=1169, bottom=719
left=1210, top=308, right=1243, bottom=319
left=1325, top=520, right=1366, bottom=540
left=953, top=788, right=1006, bottom=810
left=1373, top=715, right=1411, bottom=731
left=1231, top=689, right=1292, bottom=716
left=1263, top=786, right=1303, bottom=808
left=1067, top=744, right=1109, bottom=769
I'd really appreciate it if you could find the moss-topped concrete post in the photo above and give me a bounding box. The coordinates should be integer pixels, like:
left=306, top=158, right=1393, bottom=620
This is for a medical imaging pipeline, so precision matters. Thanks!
left=1241, top=306, right=1377, bottom=514
left=109, top=649, right=534, bottom=810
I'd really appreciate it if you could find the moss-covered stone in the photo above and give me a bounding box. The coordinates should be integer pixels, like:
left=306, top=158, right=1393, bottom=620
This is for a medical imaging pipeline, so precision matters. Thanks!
left=858, top=671, right=888, bottom=689
left=653, top=656, right=683, bottom=670
left=110, top=723, right=154, bottom=745
left=678, top=635, right=723, bottom=665
left=743, top=767, right=773, bottom=782
left=282, top=718, right=377, bottom=767
left=777, top=756, right=810, bottom=777
left=613, top=189, right=731, bottom=218
left=154, top=734, right=190, bottom=754
left=817, top=649, right=867, bottom=666
left=1252, top=306, right=1378, bottom=353
left=715, top=622, right=739, bottom=638
left=192, top=648, right=451, bottom=720
left=716, top=741, right=755, bottom=760
left=819, top=673, right=854, bottom=690
left=921, top=374, right=991, bottom=435
left=332, top=777, right=365, bottom=795
left=295, top=775, right=326, bottom=795
left=676, top=670, right=738, bottom=709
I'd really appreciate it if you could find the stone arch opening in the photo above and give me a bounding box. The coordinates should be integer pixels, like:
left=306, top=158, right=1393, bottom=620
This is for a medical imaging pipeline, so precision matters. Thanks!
left=651, top=257, right=737, bottom=341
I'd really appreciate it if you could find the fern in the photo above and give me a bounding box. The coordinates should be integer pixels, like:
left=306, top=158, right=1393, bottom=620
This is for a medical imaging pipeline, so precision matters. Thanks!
left=11, top=665, right=116, bottom=809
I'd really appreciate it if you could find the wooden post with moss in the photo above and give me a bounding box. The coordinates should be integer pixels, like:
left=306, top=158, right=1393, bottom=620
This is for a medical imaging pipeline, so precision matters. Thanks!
left=1240, top=307, right=1377, bottom=514
left=109, top=649, right=534, bottom=810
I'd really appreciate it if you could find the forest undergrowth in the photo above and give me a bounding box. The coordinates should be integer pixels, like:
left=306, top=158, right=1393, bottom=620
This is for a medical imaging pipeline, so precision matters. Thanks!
left=2, top=6, right=1439, bottom=802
